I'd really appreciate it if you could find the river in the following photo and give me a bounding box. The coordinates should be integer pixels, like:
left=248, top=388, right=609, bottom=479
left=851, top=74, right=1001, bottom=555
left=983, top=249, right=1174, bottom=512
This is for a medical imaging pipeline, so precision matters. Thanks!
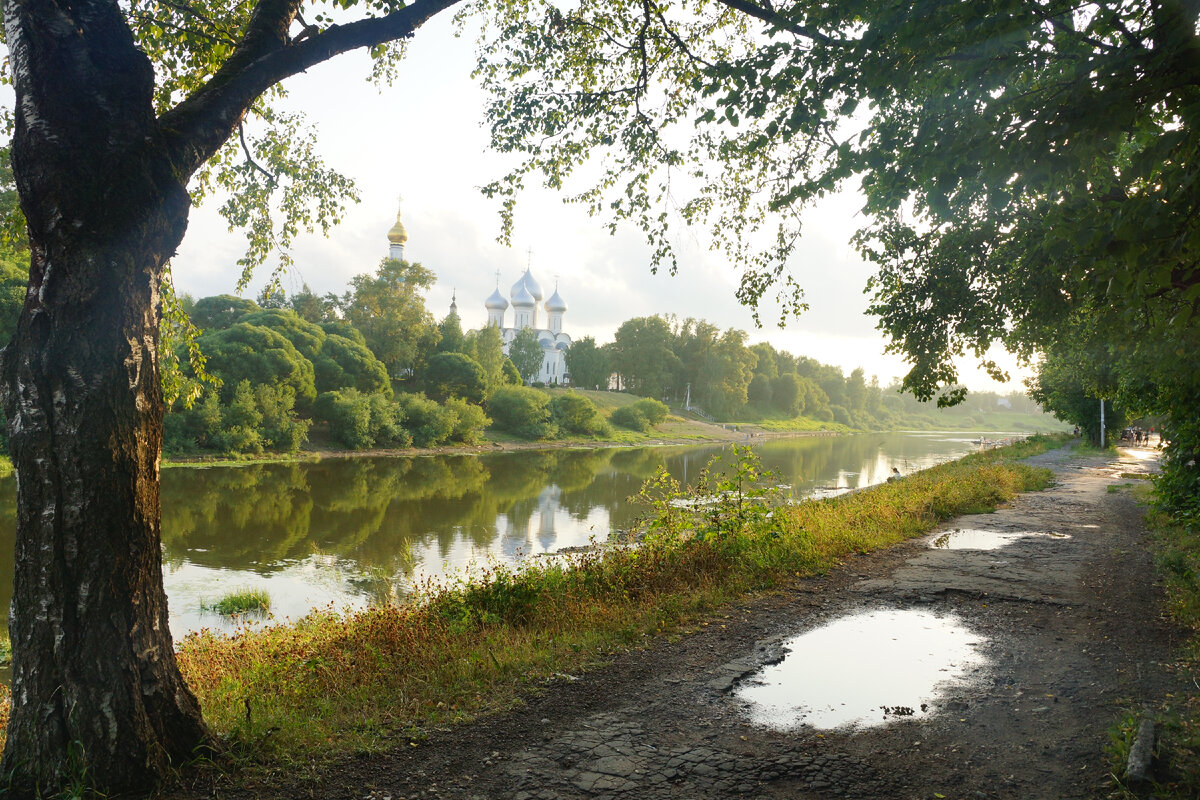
left=0, top=431, right=1017, bottom=640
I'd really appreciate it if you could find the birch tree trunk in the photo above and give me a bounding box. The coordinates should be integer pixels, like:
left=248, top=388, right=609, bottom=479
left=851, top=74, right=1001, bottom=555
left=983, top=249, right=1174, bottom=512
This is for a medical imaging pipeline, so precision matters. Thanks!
left=0, top=0, right=209, bottom=792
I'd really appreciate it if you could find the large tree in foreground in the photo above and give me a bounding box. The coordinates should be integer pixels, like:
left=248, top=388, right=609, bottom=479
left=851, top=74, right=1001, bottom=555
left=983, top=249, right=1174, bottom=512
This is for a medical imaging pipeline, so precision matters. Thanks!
left=0, top=0, right=463, bottom=792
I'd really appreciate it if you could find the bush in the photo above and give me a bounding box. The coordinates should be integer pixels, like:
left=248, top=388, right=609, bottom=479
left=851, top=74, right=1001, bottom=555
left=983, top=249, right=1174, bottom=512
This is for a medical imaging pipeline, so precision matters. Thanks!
left=444, top=397, right=491, bottom=444
left=610, top=405, right=651, bottom=432
left=396, top=392, right=454, bottom=448
left=198, top=323, right=317, bottom=411
left=487, top=386, right=557, bottom=439
left=164, top=392, right=224, bottom=453
left=254, top=384, right=310, bottom=452
left=424, top=352, right=487, bottom=404
left=314, top=389, right=373, bottom=449
left=828, top=404, right=850, bottom=425
left=314, top=334, right=392, bottom=397
left=367, top=392, right=409, bottom=447
left=550, top=392, right=609, bottom=436
left=631, top=397, right=669, bottom=426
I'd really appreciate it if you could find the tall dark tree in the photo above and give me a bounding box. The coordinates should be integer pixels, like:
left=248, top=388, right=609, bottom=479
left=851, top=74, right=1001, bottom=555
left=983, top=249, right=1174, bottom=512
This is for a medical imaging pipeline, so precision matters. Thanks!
left=508, top=327, right=546, bottom=384
left=563, top=335, right=609, bottom=390
left=341, top=258, right=440, bottom=378
left=608, top=316, right=680, bottom=399
left=436, top=309, right=468, bottom=354
left=0, top=0, right=461, bottom=792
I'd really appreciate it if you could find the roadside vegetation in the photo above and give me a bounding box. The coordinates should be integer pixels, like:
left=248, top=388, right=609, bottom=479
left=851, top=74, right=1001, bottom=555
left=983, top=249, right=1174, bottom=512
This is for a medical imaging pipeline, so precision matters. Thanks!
left=131, top=436, right=1061, bottom=776
left=1107, top=482, right=1200, bottom=799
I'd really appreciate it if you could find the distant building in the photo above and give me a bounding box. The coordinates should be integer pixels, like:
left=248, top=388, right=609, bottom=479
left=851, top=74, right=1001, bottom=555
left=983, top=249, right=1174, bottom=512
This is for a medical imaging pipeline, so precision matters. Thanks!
left=383, top=202, right=572, bottom=384
left=486, top=268, right=572, bottom=385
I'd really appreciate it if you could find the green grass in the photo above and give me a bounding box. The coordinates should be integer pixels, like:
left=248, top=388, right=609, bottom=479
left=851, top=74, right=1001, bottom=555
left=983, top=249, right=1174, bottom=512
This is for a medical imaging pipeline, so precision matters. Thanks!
left=161, top=436, right=1056, bottom=772
left=203, top=588, right=272, bottom=616
left=746, top=416, right=851, bottom=433
left=0, top=456, right=12, bottom=479
left=540, top=387, right=643, bottom=411
left=1105, top=484, right=1200, bottom=798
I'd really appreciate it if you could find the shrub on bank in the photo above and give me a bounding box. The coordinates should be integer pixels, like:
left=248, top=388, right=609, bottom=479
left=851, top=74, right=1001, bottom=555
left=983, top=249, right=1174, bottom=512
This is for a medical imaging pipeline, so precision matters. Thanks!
left=165, top=382, right=309, bottom=455
left=444, top=397, right=491, bottom=445
left=632, top=397, right=669, bottom=426
left=610, top=405, right=651, bottom=432
left=487, top=386, right=557, bottom=439
left=395, top=392, right=455, bottom=448
left=315, top=388, right=410, bottom=449
left=550, top=392, right=610, bottom=436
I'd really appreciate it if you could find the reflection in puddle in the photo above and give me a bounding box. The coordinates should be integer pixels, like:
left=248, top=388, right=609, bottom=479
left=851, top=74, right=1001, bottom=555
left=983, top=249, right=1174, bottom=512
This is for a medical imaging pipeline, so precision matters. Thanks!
left=930, top=528, right=1071, bottom=550
left=735, top=608, right=986, bottom=730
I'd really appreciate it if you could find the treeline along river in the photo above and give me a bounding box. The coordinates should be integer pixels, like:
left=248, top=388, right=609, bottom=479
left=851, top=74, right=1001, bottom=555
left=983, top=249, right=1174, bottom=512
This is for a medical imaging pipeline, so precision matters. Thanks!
left=0, top=432, right=1018, bottom=641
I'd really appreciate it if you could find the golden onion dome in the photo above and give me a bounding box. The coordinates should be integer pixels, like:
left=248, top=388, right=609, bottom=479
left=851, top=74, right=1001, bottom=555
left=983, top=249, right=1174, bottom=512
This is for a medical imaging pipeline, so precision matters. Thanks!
left=387, top=209, right=409, bottom=244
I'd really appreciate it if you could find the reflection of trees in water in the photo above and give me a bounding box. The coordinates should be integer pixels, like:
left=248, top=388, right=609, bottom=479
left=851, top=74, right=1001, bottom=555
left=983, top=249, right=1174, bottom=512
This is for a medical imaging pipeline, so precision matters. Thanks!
left=157, top=450, right=628, bottom=578
left=162, top=464, right=315, bottom=570
left=151, top=434, right=982, bottom=588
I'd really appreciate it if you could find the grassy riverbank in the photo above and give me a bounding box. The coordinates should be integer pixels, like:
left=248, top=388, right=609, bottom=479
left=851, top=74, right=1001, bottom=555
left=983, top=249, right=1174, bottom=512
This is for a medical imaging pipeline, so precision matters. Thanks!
left=166, top=435, right=1060, bottom=773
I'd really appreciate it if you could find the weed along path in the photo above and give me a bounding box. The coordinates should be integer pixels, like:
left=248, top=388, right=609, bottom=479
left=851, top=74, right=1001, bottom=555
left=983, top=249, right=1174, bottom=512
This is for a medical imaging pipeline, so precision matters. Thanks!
left=181, top=445, right=1186, bottom=800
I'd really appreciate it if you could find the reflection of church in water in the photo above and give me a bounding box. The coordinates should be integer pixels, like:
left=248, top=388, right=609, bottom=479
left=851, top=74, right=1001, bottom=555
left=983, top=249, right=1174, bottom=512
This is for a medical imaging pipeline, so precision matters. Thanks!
left=386, top=204, right=572, bottom=385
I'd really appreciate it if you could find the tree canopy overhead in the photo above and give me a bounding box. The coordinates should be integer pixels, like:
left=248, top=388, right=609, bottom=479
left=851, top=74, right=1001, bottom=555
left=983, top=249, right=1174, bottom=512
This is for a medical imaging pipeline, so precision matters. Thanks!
left=477, top=0, right=1198, bottom=400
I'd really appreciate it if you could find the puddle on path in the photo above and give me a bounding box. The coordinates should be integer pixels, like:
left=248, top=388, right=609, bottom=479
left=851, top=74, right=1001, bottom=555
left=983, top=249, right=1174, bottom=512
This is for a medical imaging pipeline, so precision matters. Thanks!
left=929, top=528, right=1070, bottom=550
left=734, top=608, right=987, bottom=731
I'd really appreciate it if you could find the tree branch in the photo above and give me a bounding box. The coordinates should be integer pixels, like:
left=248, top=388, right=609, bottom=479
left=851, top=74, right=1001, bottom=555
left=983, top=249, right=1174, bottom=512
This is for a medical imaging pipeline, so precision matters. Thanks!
left=712, top=0, right=836, bottom=44
left=238, top=122, right=276, bottom=185
left=160, top=0, right=464, bottom=179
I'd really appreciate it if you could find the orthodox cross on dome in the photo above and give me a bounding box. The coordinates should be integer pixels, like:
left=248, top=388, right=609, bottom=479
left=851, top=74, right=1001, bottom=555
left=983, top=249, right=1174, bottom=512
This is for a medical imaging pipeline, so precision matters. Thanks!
left=494, top=269, right=502, bottom=288
left=527, top=245, right=533, bottom=270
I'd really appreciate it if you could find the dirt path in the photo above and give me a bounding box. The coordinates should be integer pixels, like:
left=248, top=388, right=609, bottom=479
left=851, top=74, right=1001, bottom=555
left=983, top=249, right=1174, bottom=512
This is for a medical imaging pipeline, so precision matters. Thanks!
left=198, top=445, right=1187, bottom=800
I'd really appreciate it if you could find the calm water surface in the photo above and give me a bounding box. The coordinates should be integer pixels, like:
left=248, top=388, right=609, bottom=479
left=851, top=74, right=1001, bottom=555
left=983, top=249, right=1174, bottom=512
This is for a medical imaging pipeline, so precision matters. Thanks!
left=0, top=431, right=1015, bottom=638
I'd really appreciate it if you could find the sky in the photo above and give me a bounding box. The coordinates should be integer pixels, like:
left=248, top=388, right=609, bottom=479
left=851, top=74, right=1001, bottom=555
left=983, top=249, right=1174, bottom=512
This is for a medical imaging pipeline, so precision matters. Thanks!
left=172, top=12, right=1031, bottom=394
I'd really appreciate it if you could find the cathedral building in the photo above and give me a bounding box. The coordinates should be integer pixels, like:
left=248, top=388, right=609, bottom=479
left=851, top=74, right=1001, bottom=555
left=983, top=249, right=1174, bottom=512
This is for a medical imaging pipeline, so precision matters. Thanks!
left=385, top=202, right=572, bottom=385
left=486, top=268, right=572, bottom=385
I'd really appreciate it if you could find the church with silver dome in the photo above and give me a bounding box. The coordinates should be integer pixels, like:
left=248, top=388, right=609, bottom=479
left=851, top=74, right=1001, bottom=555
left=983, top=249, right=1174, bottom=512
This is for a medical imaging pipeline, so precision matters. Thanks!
left=486, top=267, right=572, bottom=385
left=385, top=202, right=572, bottom=385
